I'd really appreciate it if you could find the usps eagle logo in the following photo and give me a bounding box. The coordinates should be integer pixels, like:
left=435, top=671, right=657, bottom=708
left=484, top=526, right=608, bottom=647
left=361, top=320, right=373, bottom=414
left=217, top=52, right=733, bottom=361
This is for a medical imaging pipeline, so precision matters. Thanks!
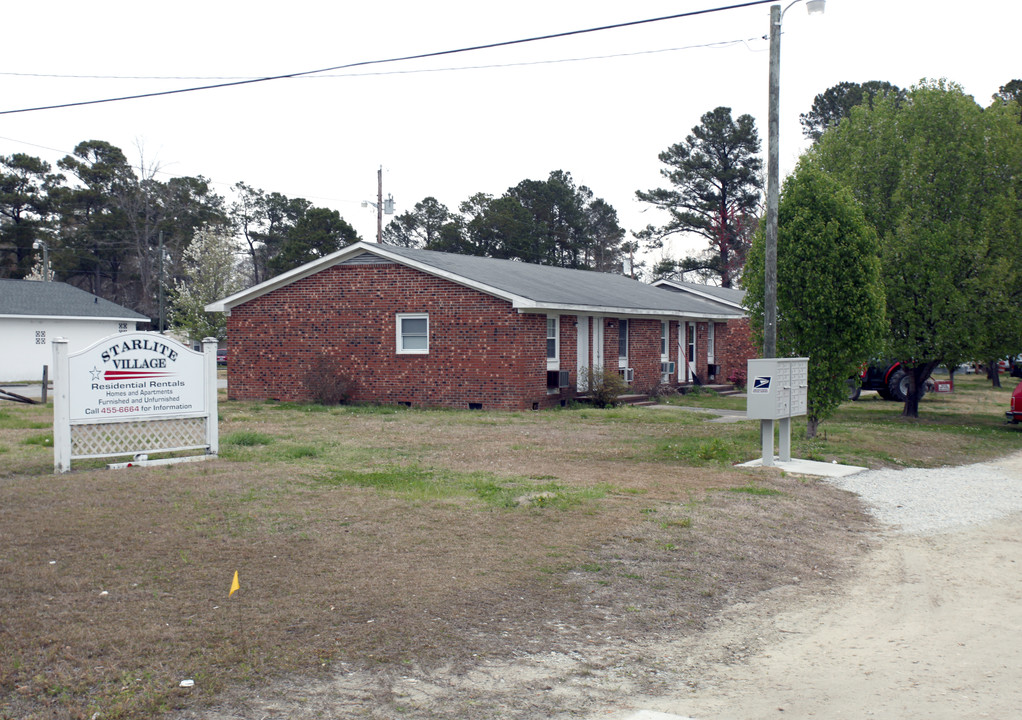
left=752, top=376, right=771, bottom=394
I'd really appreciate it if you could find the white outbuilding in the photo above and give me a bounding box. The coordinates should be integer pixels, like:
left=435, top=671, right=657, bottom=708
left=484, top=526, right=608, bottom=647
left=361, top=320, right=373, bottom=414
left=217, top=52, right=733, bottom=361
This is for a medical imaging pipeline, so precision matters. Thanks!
left=0, top=279, right=149, bottom=382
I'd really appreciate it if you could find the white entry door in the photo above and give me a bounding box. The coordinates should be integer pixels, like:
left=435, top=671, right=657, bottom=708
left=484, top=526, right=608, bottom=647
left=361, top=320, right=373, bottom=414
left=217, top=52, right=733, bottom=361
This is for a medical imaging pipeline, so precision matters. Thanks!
left=685, top=322, right=697, bottom=382
left=576, top=315, right=590, bottom=391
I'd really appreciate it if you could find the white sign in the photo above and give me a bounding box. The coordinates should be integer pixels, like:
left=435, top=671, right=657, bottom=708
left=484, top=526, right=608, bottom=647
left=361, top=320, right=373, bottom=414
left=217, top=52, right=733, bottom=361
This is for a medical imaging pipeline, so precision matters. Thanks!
left=68, top=333, right=206, bottom=422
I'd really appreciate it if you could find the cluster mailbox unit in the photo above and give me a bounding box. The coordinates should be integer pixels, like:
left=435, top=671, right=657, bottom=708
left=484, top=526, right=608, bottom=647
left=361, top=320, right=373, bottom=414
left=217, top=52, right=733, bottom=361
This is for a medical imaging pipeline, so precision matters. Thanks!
left=746, top=357, right=809, bottom=465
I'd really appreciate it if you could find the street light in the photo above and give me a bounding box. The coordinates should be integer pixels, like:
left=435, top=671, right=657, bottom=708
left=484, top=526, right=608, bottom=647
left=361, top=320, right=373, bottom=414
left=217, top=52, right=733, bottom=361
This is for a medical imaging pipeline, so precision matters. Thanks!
left=32, top=239, right=50, bottom=282
left=763, top=0, right=825, bottom=359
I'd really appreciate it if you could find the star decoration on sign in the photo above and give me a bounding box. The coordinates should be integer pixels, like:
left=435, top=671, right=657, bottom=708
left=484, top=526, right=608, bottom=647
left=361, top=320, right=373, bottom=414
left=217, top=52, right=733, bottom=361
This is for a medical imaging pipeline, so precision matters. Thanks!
left=90, top=366, right=104, bottom=381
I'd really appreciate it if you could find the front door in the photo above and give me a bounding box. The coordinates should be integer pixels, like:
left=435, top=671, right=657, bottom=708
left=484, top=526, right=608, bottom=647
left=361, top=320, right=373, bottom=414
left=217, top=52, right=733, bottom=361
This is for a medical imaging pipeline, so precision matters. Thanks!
left=686, top=322, right=697, bottom=382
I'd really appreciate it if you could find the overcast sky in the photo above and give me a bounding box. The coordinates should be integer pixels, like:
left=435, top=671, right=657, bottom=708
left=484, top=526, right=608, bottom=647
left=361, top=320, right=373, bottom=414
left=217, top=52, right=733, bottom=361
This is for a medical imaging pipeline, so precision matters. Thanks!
left=2, top=0, right=1018, bottom=271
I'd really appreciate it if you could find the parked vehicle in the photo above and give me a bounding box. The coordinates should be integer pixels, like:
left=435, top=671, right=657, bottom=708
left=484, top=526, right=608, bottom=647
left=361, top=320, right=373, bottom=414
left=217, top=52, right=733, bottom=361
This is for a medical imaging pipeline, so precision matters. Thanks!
left=847, top=360, right=933, bottom=402
left=216, top=349, right=227, bottom=366
left=1008, top=381, right=1022, bottom=424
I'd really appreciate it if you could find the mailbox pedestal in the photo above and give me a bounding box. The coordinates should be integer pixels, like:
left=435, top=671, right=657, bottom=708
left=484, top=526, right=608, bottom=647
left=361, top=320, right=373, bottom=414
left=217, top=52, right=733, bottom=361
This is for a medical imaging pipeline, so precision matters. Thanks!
left=747, top=358, right=808, bottom=466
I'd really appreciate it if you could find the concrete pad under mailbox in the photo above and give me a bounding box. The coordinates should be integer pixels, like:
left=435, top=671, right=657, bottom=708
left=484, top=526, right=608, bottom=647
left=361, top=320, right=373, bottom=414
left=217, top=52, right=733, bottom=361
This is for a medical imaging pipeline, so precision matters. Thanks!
left=738, top=456, right=867, bottom=478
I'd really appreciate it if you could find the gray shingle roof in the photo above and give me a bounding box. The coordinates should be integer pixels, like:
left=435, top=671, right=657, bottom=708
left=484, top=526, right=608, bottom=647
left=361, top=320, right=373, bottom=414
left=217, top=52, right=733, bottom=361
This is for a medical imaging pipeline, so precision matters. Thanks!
left=653, top=278, right=746, bottom=309
left=208, top=242, right=744, bottom=320
left=0, top=279, right=149, bottom=320
left=379, top=245, right=743, bottom=317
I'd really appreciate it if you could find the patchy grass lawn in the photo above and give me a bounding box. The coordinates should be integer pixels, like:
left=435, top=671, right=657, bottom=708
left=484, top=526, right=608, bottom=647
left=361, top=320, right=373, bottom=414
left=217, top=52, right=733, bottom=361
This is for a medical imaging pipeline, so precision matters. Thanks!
left=0, top=373, right=1018, bottom=719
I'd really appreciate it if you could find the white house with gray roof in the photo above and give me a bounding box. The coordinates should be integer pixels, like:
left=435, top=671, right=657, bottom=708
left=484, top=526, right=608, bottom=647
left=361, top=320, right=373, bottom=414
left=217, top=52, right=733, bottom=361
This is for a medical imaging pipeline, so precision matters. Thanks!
left=0, top=280, right=148, bottom=382
left=208, top=242, right=749, bottom=409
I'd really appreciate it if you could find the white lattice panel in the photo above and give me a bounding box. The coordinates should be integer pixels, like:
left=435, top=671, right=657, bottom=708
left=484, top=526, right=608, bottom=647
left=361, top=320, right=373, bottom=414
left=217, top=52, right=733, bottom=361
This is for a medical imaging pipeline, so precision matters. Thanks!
left=71, top=417, right=207, bottom=458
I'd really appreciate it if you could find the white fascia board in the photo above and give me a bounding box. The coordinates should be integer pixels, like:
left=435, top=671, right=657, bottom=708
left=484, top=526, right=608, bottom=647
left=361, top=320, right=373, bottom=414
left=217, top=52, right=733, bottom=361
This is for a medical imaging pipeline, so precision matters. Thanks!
left=651, top=279, right=745, bottom=311
left=513, top=304, right=741, bottom=321
left=0, top=313, right=145, bottom=322
left=205, top=241, right=531, bottom=312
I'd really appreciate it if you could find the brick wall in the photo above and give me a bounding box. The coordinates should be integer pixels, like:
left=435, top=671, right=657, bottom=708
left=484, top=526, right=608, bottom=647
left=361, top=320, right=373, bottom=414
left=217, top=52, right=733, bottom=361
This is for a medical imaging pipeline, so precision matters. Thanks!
left=714, top=317, right=758, bottom=384
left=227, top=263, right=565, bottom=410
left=224, top=262, right=723, bottom=408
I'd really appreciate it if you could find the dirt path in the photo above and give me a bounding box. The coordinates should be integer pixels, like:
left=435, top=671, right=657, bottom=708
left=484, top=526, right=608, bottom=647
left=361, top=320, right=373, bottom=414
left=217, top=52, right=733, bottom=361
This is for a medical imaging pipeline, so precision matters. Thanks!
left=614, top=513, right=1022, bottom=720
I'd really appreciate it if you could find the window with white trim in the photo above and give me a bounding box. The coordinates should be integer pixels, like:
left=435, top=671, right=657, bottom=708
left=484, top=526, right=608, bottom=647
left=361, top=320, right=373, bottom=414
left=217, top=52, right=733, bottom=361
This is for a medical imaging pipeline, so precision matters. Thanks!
left=618, top=318, right=628, bottom=359
left=660, top=321, right=668, bottom=358
left=396, top=313, right=429, bottom=354
left=546, top=316, right=559, bottom=360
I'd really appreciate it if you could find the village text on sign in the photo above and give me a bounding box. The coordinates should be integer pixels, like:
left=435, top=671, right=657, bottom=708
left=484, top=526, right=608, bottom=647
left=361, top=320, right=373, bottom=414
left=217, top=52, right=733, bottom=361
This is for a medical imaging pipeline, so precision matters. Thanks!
left=68, top=333, right=207, bottom=422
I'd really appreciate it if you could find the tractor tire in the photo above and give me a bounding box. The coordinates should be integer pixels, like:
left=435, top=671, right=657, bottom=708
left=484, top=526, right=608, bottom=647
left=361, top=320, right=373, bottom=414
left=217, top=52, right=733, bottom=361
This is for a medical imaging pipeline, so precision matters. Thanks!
left=846, top=379, right=861, bottom=401
left=887, top=370, right=908, bottom=402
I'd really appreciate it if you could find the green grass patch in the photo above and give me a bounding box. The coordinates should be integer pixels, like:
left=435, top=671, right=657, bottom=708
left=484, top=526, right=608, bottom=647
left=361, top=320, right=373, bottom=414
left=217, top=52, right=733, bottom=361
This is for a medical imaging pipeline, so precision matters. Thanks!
left=652, top=435, right=746, bottom=466
left=277, top=445, right=322, bottom=460
left=223, top=431, right=275, bottom=446
left=726, top=485, right=784, bottom=497
left=21, top=432, right=53, bottom=447
left=315, top=464, right=611, bottom=510
left=0, top=410, right=50, bottom=430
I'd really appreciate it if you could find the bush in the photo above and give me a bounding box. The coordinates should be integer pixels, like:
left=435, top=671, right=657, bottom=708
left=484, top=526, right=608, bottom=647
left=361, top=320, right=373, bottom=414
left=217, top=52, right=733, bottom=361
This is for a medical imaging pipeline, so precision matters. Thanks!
left=304, top=356, right=354, bottom=405
left=581, top=366, right=629, bottom=408
left=726, top=369, right=746, bottom=391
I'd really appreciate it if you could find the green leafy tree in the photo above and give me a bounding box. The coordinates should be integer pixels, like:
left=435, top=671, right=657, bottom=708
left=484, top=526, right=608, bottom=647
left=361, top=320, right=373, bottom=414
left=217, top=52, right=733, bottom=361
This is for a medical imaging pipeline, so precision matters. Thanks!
left=170, top=225, right=243, bottom=342
left=636, top=107, right=762, bottom=288
left=743, top=164, right=885, bottom=437
left=52, top=140, right=134, bottom=300
left=800, top=81, right=905, bottom=141
left=441, top=172, right=625, bottom=270
left=0, top=154, right=61, bottom=278
left=993, top=79, right=1022, bottom=124
left=266, top=206, right=359, bottom=276
left=812, top=79, right=1022, bottom=416
left=382, top=196, right=457, bottom=248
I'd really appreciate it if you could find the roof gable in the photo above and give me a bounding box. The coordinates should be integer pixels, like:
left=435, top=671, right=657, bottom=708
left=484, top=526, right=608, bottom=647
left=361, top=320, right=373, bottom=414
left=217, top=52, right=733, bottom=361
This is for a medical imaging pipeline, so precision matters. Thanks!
left=652, top=278, right=746, bottom=312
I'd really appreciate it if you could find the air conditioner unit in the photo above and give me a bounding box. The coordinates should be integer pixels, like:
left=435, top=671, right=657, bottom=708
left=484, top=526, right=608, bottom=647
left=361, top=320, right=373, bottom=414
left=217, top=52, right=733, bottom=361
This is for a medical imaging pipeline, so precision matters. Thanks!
left=619, top=367, right=634, bottom=383
left=661, top=361, right=676, bottom=375
left=547, top=369, right=571, bottom=390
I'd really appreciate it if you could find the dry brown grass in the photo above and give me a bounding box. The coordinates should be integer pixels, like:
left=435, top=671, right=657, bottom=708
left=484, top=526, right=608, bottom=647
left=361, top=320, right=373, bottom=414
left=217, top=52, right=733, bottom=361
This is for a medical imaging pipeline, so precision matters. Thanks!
left=1, top=373, right=1019, bottom=719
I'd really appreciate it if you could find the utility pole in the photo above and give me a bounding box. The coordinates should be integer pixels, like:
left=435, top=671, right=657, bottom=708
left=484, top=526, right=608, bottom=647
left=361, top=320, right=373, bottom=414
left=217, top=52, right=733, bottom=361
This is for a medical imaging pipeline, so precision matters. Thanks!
left=377, top=166, right=383, bottom=243
left=764, top=2, right=781, bottom=360
left=362, top=166, right=395, bottom=243
left=158, top=231, right=165, bottom=333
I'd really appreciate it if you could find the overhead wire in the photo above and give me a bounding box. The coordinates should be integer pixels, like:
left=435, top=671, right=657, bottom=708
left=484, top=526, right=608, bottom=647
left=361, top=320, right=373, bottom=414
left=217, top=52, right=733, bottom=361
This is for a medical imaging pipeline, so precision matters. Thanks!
left=0, top=0, right=774, bottom=116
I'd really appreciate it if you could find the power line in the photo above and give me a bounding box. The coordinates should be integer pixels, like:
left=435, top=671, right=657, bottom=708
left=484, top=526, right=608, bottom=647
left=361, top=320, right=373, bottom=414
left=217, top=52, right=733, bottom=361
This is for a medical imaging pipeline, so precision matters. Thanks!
left=0, top=38, right=763, bottom=82
left=0, top=0, right=773, bottom=116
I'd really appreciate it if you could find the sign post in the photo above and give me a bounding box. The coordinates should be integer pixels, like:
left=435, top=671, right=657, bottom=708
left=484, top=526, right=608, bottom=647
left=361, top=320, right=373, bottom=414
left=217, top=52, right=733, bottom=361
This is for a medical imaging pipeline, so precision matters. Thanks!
left=52, top=332, right=218, bottom=473
left=746, top=357, right=808, bottom=466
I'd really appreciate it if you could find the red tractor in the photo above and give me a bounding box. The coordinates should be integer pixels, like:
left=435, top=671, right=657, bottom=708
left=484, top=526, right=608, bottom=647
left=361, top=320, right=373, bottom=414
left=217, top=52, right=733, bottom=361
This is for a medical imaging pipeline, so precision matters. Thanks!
left=848, top=361, right=932, bottom=402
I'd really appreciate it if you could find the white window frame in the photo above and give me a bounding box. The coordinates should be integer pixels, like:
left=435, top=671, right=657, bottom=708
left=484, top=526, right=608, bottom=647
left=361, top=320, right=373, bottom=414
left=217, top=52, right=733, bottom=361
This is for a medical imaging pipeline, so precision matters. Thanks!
left=396, top=313, right=429, bottom=355
left=707, top=322, right=716, bottom=364
left=618, top=318, right=629, bottom=368
left=546, top=315, right=560, bottom=370
left=660, top=321, right=669, bottom=360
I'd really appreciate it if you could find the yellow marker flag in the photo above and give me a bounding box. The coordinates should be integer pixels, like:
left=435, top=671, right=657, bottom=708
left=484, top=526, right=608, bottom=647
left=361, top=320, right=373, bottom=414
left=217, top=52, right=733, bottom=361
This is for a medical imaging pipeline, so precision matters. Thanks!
left=229, top=570, right=240, bottom=597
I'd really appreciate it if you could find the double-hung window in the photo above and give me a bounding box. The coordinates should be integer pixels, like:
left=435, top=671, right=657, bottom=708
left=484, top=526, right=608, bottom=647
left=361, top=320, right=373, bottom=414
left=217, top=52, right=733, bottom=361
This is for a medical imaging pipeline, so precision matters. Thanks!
left=546, top=316, right=559, bottom=369
left=396, top=313, right=429, bottom=354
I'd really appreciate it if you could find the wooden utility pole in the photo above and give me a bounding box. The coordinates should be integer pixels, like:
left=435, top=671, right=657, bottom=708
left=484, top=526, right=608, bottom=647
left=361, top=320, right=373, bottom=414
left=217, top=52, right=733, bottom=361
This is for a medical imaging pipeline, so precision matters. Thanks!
left=377, top=166, right=383, bottom=243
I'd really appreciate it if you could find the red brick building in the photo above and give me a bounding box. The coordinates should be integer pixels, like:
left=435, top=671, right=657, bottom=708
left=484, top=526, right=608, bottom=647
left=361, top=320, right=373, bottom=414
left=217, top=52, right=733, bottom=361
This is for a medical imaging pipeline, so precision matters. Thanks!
left=651, top=278, right=758, bottom=385
left=207, top=243, right=747, bottom=410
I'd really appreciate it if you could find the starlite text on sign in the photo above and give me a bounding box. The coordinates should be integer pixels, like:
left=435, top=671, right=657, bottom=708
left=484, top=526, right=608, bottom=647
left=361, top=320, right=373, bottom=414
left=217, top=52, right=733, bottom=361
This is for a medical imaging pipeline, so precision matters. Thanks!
left=100, top=338, right=179, bottom=366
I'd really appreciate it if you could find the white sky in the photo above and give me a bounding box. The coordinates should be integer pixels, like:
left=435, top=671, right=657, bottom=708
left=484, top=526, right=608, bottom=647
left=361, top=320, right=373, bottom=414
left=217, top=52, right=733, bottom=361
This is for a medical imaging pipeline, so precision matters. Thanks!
left=2, top=0, right=1018, bottom=271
